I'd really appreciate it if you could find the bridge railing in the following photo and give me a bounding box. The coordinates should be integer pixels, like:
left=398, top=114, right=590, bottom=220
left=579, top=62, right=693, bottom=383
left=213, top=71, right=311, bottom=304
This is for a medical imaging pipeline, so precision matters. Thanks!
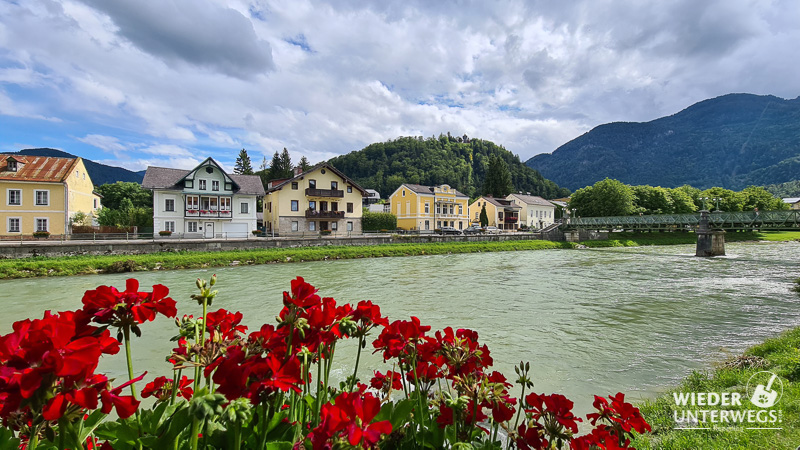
left=565, top=210, right=800, bottom=231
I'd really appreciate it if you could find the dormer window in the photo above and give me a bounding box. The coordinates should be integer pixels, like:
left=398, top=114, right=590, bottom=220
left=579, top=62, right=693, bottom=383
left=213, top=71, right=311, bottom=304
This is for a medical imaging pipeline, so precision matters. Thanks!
left=7, top=160, right=17, bottom=172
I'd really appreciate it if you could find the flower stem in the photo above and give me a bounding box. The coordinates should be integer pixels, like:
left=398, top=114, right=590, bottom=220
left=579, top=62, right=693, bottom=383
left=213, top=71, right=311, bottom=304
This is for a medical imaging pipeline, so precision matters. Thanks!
left=122, top=325, right=138, bottom=399
left=349, top=336, right=363, bottom=391
left=190, top=417, right=201, bottom=450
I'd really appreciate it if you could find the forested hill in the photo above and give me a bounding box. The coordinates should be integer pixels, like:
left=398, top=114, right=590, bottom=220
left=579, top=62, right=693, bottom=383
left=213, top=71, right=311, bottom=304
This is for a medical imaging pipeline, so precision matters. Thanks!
left=526, top=93, right=800, bottom=191
left=328, top=135, right=570, bottom=199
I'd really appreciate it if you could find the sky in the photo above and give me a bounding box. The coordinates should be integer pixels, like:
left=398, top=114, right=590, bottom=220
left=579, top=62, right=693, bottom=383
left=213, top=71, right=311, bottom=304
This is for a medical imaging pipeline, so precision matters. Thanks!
left=1, top=0, right=798, bottom=173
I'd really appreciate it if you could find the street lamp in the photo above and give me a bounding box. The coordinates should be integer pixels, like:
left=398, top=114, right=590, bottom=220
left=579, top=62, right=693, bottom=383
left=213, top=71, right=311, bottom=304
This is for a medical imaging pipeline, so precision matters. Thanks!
left=712, top=197, right=721, bottom=211
left=699, top=197, right=709, bottom=211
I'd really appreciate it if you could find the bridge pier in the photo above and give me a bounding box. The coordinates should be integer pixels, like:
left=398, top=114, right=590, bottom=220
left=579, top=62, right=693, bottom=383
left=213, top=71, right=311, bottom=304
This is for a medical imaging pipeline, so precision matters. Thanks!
left=696, top=210, right=725, bottom=257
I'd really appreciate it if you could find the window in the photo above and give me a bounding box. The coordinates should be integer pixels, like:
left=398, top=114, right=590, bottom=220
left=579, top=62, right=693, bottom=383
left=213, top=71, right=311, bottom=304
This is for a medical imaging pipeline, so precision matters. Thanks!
left=187, top=195, right=199, bottom=211
left=331, top=202, right=338, bottom=212
left=93, top=198, right=98, bottom=209
left=331, top=222, right=338, bottom=231
left=7, top=160, right=17, bottom=172
left=331, top=181, right=338, bottom=190
left=309, top=222, right=316, bottom=231
left=35, top=190, right=49, bottom=206
left=8, top=189, right=21, bottom=206
left=291, top=200, right=299, bottom=211
left=220, top=198, right=231, bottom=211
left=164, top=221, right=175, bottom=232
left=75, top=170, right=79, bottom=177
left=449, top=205, right=454, bottom=214
left=402, top=190, right=405, bottom=197
left=347, top=186, right=352, bottom=193
left=292, top=182, right=298, bottom=190
left=424, top=220, right=429, bottom=230
left=187, top=222, right=198, bottom=233
left=347, top=221, right=353, bottom=231
left=291, top=221, right=299, bottom=231
left=437, top=221, right=441, bottom=228
left=458, top=221, right=463, bottom=230
left=36, top=218, right=48, bottom=232
left=240, top=202, right=248, bottom=214
left=346, top=202, right=353, bottom=213
left=309, top=179, right=316, bottom=189
left=458, top=205, right=463, bottom=215
left=8, top=218, right=20, bottom=233
left=165, top=199, right=175, bottom=212
left=199, top=180, right=207, bottom=190
left=436, top=204, right=441, bottom=214
left=267, top=202, right=272, bottom=212
left=212, top=181, right=219, bottom=191
left=309, top=201, right=316, bottom=211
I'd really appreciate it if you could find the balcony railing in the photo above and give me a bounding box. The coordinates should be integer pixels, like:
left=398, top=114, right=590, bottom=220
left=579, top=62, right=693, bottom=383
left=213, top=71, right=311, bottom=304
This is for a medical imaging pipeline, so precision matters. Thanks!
left=305, top=209, right=345, bottom=219
left=186, top=210, right=232, bottom=218
left=504, top=216, right=519, bottom=223
left=305, top=188, right=344, bottom=198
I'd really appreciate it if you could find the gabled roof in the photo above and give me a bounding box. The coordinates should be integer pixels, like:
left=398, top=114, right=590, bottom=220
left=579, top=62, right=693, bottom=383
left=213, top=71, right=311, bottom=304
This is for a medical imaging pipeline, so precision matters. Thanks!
left=0, top=154, right=80, bottom=183
left=508, top=193, right=554, bottom=207
left=266, top=163, right=367, bottom=195
left=783, top=197, right=800, bottom=204
left=397, top=183, right=468, bottom=198
left=478, top=196, right=521, bottom=210
left=142, top=158, right=265, bottom=195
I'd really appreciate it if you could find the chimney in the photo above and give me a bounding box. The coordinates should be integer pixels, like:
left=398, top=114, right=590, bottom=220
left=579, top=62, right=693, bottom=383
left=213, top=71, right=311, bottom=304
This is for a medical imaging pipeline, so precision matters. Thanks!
left=294, top=166, right=303, bottom=176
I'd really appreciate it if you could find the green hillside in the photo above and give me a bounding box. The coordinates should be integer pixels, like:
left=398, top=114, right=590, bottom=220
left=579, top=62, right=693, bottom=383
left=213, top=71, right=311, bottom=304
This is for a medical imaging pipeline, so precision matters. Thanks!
left=328, top=135, right=570, bottom=199
left=527, top=93, right=800, bottom=191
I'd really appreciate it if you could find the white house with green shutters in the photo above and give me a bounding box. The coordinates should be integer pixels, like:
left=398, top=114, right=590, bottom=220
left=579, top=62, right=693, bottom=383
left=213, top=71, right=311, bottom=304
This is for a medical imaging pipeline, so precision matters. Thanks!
left=143, top=158, right=265, bottom=238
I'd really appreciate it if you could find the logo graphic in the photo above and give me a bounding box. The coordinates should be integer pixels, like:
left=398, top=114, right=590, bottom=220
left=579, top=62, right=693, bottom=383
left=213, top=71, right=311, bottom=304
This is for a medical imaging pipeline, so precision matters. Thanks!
left=747, top=371, right=783, bottom=408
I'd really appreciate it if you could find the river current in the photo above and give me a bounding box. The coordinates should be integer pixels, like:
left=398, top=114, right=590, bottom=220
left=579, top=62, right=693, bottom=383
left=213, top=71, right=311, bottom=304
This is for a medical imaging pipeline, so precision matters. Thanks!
left=2, top=241, right=799, bottom=413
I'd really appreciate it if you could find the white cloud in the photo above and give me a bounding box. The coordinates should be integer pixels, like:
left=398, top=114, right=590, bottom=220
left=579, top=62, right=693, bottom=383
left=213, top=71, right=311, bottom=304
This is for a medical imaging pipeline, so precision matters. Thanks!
left=1, top=0, right=799, bottom=170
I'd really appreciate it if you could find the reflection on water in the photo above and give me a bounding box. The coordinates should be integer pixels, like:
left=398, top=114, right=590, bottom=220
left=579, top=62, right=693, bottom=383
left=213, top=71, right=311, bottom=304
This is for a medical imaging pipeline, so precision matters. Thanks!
left=2, top=241, right=799, bottom=414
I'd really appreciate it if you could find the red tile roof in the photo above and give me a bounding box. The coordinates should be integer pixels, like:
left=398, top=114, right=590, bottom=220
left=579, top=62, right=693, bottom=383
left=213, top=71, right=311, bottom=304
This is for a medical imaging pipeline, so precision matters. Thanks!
left=0, top=154, right=79, bottom=183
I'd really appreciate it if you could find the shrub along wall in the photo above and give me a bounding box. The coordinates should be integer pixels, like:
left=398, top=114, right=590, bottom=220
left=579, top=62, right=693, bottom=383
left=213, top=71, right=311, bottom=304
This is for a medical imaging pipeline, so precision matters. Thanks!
left=362, top=210, right=397, bottom=231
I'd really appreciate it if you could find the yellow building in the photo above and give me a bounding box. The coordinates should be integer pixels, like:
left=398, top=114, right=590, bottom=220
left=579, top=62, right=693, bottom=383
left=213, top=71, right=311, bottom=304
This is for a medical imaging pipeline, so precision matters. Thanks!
left=468, top=196, right=521, bottom=230
left=263, top=163, right=366, bottom=235
left=389, top=184, right=470, bottom=231
left=1, top=154, right=101, bottom=236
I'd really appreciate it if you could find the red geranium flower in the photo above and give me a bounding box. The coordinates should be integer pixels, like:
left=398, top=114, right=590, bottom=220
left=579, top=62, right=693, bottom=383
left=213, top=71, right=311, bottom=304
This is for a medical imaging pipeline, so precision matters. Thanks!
left=142, top=375, right=193, bottom=402
left=81, top=279, right=177, bottom=334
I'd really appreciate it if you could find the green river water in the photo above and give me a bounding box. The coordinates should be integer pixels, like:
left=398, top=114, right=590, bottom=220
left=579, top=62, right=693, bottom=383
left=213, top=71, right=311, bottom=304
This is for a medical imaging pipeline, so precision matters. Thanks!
left=2, top=241, right=799, bottom=414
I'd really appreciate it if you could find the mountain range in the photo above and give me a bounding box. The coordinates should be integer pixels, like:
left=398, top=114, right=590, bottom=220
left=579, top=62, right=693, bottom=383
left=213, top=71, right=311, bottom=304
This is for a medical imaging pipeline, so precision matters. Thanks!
left=6, top=148, right=145, bottom=186
left=526, top=93, right=800, bottom=191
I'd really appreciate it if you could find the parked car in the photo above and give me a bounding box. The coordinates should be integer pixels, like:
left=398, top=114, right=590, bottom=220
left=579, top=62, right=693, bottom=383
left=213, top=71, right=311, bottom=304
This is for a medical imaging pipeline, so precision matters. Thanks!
left=483, top=226, right=500, bottom=234
left=464, top=225, right=484, bottom=235
left=437, top=226, right=463, bottom=235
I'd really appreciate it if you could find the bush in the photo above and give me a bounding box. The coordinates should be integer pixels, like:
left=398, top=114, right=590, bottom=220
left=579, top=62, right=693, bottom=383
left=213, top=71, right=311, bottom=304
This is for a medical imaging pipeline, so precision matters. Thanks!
left=159, top=230, right=172, bottom=236
left=320, top=230, right=332, bottom=235
left=362, top=211, right=397, bottom=231
left=32, top=231, right=50, bottom=238
left=251, top=230, right=261, bottom=236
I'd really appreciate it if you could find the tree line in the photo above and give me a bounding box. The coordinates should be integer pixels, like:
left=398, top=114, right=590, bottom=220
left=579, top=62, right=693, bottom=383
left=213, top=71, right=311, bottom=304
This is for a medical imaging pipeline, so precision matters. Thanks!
left=570, top=178, right=788, bottom=217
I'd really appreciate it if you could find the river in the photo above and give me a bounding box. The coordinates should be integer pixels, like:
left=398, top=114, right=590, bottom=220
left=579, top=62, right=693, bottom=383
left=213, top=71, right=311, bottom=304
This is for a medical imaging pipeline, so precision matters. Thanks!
left=2, top=241, right=799, bottom=414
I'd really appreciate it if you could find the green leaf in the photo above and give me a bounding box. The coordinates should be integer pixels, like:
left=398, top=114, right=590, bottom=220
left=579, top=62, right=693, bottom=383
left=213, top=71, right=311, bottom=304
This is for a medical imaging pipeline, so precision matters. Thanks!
left=0, top=428, right=21, bottom=450
left=389, top=399, right=415, bottom=431
left=265, top=442, right=293, bottom=450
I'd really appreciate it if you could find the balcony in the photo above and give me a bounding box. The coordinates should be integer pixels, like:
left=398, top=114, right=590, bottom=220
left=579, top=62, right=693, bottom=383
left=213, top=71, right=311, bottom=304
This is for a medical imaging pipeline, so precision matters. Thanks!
left=305, top=209, right=345, bottom=219
left=503, top=216, right=519, bottom=223
left=306, top=188, right=344, bottom=198
left=186, top=210, right=232, bottom=218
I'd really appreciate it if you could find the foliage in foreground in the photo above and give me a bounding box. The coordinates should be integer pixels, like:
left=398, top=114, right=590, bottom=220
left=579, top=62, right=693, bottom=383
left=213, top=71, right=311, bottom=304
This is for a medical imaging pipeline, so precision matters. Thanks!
left=0, top=276, right=651, bottom=449
left=632, top=326, right=800, bottom=449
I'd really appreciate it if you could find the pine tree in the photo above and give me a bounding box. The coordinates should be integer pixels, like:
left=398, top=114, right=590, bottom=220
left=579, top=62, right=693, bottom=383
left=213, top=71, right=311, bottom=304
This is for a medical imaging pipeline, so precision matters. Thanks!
left=234, top=148, right=254, bottom=175
left=482, top=155, right=513, bottom=197
left=266, top=151, right=282, bottom=181
left=479, top=203, right=489, bottom=227
left=298, top=156, right=311, bottom=172
left=279, top=148, right=292, bottom=178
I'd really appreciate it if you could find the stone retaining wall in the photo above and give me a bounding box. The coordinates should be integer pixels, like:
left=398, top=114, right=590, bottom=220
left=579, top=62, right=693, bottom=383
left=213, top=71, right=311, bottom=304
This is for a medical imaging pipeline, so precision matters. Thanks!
left=0, top=233, right=551, bottom=259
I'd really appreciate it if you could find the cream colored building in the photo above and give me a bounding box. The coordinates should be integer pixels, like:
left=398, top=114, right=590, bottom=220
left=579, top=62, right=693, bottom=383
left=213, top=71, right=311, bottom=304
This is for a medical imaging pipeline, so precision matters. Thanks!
left=506, top=193, right=556, bottom=229
left=263, top=163, right=367, bottom=235
left=1, top=154, right=101, bottom=236
left=388, top=184, right=470, bottom=231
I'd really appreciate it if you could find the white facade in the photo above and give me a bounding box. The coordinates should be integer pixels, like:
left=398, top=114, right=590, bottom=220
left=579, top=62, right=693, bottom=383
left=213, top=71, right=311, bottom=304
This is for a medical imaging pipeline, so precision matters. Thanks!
left=506, top=193, right=556, bottom=229
left=145, top=159, right=262, bottom=238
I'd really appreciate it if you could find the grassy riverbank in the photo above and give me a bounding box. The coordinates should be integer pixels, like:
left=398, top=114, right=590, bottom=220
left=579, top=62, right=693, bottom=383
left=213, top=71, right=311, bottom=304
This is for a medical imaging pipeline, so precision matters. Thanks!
left=632, top=326, right=800, bottom=449
left=0, top=230, right=794, bottom=280
left=0, top=240, right=574, bottom=279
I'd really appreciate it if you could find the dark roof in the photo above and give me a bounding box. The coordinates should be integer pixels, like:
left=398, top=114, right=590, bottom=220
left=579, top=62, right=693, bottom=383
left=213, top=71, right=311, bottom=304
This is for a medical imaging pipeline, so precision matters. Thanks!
left=508, top=194, right=554, bottom=207
left=482, top=196, right=521, bottom=210
left=142, top=164, right=265, bottom=195
left=267, top=163, right=367, bottom=195
left=400, top=183, right=468, bottom=198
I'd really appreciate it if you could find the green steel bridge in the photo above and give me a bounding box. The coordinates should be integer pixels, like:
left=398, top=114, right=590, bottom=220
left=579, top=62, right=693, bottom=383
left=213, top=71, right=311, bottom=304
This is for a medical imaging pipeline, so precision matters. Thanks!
left=562, top=210, right=800, bottom=231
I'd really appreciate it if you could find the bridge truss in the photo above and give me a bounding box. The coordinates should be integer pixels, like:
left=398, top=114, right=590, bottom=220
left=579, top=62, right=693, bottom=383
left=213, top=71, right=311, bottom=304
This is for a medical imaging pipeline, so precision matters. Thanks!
left=563, top=210, right=800, bottom=231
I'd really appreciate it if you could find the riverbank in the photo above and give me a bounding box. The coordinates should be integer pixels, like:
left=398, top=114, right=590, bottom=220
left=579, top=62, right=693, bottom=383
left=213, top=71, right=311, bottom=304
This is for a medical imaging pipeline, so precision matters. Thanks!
left=0, top=230, right=792, bottom=280
left=631, top=326, right=800, bottom=449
